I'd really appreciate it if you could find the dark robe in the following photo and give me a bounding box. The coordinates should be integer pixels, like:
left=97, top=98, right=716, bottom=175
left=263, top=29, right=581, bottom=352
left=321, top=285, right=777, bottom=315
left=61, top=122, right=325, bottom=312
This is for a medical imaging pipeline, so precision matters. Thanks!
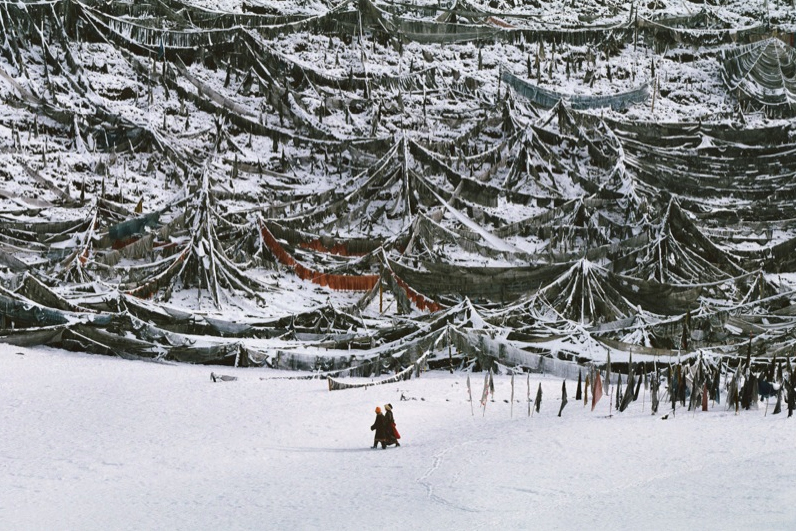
left=371, top=413, right=390, bottom=443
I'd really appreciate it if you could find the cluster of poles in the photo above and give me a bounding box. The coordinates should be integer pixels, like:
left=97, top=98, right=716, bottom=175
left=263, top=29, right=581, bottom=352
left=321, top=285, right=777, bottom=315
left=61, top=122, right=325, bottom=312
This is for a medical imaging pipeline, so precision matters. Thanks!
left=465, top=350, right=796, bottom=419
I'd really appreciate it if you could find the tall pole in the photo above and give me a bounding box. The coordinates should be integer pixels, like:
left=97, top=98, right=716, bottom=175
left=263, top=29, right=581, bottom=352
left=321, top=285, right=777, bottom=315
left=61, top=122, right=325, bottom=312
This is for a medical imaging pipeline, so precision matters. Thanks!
left=510, top=373, right=514, bottom=418
left=448, top=326, right=453, bottom=374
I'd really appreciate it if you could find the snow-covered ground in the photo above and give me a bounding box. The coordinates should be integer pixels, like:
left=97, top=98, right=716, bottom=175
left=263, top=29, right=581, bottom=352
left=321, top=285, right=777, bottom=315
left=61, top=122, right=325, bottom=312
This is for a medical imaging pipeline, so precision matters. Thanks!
left=3, top=344, right=794, bottom=530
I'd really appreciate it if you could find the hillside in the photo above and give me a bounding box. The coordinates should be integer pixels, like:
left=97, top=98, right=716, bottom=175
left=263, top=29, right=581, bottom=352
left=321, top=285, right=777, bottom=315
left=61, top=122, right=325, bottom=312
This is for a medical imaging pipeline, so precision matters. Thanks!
left=1, top=0, right=796, bottom=378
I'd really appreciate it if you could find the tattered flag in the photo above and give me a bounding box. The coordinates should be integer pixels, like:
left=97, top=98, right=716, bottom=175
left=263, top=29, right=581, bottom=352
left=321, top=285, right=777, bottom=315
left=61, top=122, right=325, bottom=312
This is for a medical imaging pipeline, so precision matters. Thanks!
left=480, top=372, right=489, bottom=408
left=591, top=371, right=603, bottom=411
left=643, top=362, right=649, bottom=390
left=527, top=373, right=531, bottom=417
left=558, top=380, right=568, bottom=417
left=619, top=370, right=635, bottom=412
left=510, top=373, right=515, bottom=418
left=650, top=373, right=660, bottom=414
left=584, top=372, right=590, bottom=405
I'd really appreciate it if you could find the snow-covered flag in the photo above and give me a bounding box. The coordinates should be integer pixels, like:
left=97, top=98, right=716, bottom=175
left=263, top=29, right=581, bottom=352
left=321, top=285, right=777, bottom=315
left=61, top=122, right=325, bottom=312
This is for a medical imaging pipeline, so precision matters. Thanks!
left=534, top=383, right=543, bottom=413
left=591, top=371, right=603, bottom=411
left=644, top=363, right=649, bottom=390
left=480, top=372, right=489, bottom=408
left=510, top=374, right=515, bottom=418
left=489, top=369, right=495, bottom=401
left=467, top=374, right=474, bottom=416
left=527, top=373, right=531, bottom=417
left=558, top=380, right=568, bottom=417
left=650, top=373, right=660, bottom=414
left=576, top=370, right=582, bottom=401
left=584, top=372, right=590, bottom=405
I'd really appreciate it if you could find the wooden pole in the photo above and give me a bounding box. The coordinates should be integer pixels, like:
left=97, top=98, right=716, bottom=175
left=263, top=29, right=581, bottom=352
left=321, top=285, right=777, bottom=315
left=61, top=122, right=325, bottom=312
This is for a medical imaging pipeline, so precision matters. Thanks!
left=448, top=326, right=453, bottom=374
left=607, top=380, right=613, bottom=418
left=651, top=75, right=657, bottom=114
left=510, top=373, right=514, bottom=419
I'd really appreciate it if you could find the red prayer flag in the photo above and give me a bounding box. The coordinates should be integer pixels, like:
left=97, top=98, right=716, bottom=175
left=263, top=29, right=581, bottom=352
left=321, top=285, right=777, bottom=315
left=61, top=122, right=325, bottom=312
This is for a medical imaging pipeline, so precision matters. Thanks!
left=591, top=371, right=603, bottom=412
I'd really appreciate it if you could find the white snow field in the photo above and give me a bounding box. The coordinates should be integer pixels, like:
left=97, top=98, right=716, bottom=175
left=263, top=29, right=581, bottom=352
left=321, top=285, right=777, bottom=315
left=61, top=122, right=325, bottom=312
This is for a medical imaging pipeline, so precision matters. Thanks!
left=2, top=344, right=794, bottom=530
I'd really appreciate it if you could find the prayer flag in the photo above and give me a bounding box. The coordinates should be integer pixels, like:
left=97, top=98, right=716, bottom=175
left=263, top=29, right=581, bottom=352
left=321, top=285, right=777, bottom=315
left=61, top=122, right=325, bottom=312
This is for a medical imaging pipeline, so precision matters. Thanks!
left=591, top=371, right=603, bottom=411
left=558, top=380, right=568, bottom=417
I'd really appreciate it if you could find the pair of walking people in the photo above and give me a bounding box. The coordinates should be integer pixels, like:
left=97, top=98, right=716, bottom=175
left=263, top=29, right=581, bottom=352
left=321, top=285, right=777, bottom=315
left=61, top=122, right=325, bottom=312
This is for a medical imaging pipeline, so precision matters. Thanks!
left=371, top=404, right=400, bottom=449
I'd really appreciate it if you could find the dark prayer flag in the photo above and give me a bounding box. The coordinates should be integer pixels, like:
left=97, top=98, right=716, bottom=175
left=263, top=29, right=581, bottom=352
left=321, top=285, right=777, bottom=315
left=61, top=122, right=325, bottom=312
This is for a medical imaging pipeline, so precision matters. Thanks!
left=678, top=365, right=687, bottom=406
left=619, top=371, right=635, bottom=412
left=534, top=383, right=543, bottom=413
left=689, top=370, right=700, bottom=411
left=650, top=374, right=660, bottom=414
left=558, top=380, right=568, bottom=417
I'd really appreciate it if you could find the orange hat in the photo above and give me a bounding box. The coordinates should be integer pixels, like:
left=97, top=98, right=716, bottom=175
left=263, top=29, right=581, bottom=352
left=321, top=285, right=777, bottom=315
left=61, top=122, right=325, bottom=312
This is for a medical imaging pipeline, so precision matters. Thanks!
left=375, top=406, right=382, bottom=413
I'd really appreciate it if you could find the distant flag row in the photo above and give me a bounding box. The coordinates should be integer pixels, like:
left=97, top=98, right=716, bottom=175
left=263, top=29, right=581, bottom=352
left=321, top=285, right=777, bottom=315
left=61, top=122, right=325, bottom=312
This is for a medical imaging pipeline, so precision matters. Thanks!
left=463, top=353, right=795, bottom=418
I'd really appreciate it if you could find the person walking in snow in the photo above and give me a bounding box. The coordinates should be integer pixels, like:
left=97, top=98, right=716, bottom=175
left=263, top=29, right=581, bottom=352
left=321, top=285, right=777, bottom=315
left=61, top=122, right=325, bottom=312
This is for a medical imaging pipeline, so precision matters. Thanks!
left=371, top=406, right=390, bottom=449
left=384, top=403, right=400, bottom=447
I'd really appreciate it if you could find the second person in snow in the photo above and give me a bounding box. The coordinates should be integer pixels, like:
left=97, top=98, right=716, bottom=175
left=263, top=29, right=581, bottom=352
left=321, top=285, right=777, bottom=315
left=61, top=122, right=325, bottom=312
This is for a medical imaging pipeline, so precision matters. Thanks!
left=384, top=403, right=400, bottom=447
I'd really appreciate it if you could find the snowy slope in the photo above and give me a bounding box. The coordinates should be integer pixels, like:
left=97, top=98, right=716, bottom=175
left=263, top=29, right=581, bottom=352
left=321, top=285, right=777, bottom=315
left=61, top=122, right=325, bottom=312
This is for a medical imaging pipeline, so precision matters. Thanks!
left=2, top=344, right=794, bottom=530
